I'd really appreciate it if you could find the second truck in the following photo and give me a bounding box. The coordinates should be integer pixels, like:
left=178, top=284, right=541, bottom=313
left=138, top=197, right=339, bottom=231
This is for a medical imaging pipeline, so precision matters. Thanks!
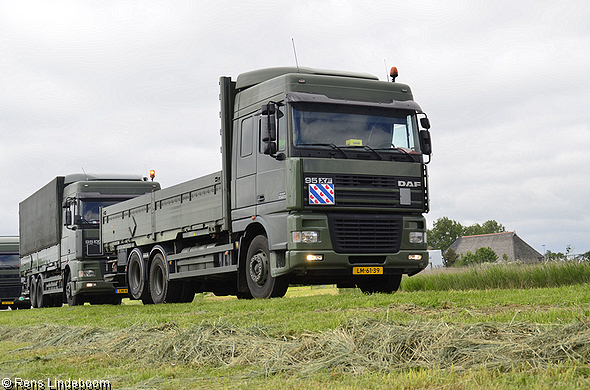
left=19, top=174, right=160, bottom=307
left=100, top=66, right=433, bottom=303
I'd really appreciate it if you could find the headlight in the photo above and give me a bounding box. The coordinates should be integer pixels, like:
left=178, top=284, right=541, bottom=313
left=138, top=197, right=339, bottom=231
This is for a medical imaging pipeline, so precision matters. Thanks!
left=79, top=270, right=95, bottom=278
left=409, top=232, right=426, bottom=244
left=292, top=231, right=319, bottom=243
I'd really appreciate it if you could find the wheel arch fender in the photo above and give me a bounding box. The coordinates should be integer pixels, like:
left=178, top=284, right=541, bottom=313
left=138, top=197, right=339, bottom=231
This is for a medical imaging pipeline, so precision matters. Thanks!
left=148, top=245, right=171, bottom=265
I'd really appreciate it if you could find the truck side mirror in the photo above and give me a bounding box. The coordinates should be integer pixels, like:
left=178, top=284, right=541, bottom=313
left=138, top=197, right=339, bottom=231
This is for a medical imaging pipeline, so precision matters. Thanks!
left=261, top=103, right=277, bottom=143
left=420, top=117, right=431, bottom=130
left=65, top=209, right=72, bottom=226
left=419, top=130, right=432, bottom=155
left=261, top=102, right=284, bottom=160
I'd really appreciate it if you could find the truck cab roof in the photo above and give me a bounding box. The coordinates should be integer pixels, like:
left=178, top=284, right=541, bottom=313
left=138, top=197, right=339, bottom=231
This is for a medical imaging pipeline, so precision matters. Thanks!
left=235, top=67, right=379, bottom=90
left=64, top=173, right=146, bottom=186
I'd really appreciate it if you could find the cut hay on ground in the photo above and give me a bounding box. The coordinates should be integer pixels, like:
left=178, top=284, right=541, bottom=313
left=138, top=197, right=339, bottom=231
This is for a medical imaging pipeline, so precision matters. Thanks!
left=3, top=319, right=590, bottom=376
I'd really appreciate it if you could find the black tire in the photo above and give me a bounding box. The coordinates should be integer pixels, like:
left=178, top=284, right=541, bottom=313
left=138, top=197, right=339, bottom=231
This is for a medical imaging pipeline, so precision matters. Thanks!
left=35, top=275, right=46, bottom=308
left=48, top=294, right=63, bottom=307
left=245, top=235, right=288, bottom=299
left=178, top=281, right=196, bottom=303
left=149, top=252, right=181, bottom=304
left=30, top=277, right=38, bottom=308
left=127, top=249, right=153, bottom=304
left=65, top=271, right=83, bottom=306
left=357, top=274, right=402, bottom=294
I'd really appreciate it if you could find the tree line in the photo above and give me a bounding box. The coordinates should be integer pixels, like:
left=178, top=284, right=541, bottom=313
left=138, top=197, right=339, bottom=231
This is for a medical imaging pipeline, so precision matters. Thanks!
left=427, top=217, right=506, bottom=253
left=428, top=217, right=590, bottom=267
left=427, top=217, right=507, bottom=267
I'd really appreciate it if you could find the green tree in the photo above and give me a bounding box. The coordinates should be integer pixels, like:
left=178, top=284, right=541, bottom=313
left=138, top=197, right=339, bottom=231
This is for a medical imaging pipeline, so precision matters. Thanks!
left=463, top=220, right=506, bottom=236
left=428, top=217, right=464, bottom=253
left=428, top=217, right=506, bottom=253
left=458, top=247, right=498, bottom=266
left=544, top=250, right=565, bottom=261
left=443, top=248, right=459, bottom=267
left=475, top=247, right=498, bottom=263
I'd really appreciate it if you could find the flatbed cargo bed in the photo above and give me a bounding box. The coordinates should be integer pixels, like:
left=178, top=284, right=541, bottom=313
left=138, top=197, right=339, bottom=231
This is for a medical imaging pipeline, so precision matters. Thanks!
left=102, top=172, right=226, bottom=250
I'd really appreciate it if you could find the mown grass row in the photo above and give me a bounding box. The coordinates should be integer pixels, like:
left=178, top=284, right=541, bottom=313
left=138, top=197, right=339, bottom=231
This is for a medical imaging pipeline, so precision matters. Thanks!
left=402, top=261, right=590, bottom=292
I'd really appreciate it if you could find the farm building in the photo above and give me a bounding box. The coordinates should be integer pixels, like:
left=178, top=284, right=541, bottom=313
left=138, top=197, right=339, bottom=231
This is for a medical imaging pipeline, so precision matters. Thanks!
left=448, top=231, right=543, bottom=264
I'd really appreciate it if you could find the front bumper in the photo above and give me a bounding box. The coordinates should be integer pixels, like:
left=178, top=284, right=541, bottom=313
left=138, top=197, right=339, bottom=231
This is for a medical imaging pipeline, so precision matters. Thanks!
left=275, top=249, right=428, bottom=282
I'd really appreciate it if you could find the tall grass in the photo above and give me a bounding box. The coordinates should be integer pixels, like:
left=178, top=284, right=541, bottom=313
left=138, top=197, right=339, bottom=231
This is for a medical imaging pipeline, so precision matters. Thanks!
left=402, top=261, right=590, bottom=292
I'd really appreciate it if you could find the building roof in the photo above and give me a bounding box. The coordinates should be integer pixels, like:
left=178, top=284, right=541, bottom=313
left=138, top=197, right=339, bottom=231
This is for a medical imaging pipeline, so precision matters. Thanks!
left=448, top=231, right=543, bottom=263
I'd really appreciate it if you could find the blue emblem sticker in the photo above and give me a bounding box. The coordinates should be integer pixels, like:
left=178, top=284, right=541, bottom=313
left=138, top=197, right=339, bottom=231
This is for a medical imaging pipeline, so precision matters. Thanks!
left=309, top=183, right=335, bottom=205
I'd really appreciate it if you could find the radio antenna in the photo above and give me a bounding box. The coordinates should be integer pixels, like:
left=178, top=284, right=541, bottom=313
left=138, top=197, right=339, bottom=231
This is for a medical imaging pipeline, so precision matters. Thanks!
left=81, top=167, right=88, bottom=181
left=384, top=59, right=389, bottom=82
left=292, top=38, right=300, bottom=72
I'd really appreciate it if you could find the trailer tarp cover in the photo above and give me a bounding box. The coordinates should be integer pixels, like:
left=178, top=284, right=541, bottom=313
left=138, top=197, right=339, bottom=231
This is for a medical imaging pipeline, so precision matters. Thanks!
left=19, top=177, right=64, bottom=256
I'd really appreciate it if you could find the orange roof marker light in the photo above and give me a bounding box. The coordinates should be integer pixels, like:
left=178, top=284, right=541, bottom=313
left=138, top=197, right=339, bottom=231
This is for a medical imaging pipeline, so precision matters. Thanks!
left=149, top=170, right=156, bottom=181
left=390, top=67, right=398, bottom=82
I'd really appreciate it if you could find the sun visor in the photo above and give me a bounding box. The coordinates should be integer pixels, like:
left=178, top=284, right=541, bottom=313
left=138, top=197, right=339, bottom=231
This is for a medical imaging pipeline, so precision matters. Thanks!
left=285, top=92, right=423, bottom=112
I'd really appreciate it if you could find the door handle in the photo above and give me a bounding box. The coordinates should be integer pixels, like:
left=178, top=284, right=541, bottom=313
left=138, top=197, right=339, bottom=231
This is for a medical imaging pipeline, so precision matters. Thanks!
left=257, top=195, right=265, bottom=203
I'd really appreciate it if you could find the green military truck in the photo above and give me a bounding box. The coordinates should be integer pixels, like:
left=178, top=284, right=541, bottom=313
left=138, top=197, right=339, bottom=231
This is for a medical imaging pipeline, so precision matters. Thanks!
left=0, top=236, right=29, bottom=309
left=101, top=66, right=433, bottom=303
left=19, top=174, right=160, bottom=307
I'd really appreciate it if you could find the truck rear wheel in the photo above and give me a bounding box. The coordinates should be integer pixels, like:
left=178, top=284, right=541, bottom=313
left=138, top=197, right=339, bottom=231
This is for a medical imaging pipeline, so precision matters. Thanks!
left=245, top=235, right=288, bottom=299
left=30, top=277, right=38, bottom=308
left=127, top=249, right=153, bottom=304
left=149, top=252, right=181, bottom=304
left=35, top=275, right=46, bottom=308
left=357, top=274, right=402, bottom=294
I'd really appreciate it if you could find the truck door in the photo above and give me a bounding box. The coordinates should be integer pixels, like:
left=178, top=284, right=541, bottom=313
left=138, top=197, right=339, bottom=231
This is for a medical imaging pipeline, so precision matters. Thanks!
left=233, top=116, right=258, bottom=219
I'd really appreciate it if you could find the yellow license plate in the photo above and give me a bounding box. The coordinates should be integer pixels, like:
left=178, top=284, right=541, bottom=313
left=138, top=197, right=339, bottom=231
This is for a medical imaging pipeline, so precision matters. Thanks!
left=115, top=288, right=128, bottom=294
left=2, top=301, right=14, bottom=305
left=353, top=266, right=383, bottom=275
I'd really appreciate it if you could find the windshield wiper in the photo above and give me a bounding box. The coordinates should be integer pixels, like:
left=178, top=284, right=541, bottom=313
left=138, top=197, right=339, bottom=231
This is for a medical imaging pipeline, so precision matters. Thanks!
left=374, top=144, right=416, bottom=161
left=341, top=145, right=384, bottom=160
left=296, top=143, right=349, bottom=158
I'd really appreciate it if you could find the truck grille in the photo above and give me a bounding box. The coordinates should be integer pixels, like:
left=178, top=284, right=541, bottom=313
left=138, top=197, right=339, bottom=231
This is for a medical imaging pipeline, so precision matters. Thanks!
left=304, top=173, right=426, bottom=211
left=0, top=286, right=22, bottom=298
left=327, top=213, right=402, bottom=253
left=334, top=174, right=423, bottom=209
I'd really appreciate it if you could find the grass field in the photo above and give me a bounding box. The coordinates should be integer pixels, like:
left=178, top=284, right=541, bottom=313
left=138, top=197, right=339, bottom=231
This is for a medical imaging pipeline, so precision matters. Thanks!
left=2, top=264, right=590, bottom=389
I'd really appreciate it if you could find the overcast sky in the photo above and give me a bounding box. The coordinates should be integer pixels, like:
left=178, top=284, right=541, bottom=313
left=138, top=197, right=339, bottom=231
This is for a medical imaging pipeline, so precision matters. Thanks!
left=1, top=0, right=589, bottom=256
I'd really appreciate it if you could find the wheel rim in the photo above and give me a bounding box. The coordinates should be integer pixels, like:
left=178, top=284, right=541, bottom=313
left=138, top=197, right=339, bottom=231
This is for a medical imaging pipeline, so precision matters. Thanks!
left=249, top=251, right=268, bottom=286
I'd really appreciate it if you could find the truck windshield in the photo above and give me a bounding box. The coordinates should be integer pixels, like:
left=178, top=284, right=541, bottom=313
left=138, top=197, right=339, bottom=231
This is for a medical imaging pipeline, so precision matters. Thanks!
left=292, top=102, right=419, bottom=153
left=0, top=254, right=19, bottom=267
left=78, top=200, right=120, bottom=226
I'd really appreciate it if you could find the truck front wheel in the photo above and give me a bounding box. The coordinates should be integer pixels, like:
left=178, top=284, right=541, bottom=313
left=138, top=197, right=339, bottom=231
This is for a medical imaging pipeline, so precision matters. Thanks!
left=245, top=235, right=288, bottom=299
left=65, top=271, right=83, bottom=306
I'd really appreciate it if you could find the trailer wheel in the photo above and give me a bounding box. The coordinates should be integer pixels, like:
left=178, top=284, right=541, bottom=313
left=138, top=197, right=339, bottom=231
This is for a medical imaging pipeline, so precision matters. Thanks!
left=65, top=271, right=83, bottom=306
left=127, top=249, right=153, bottom=304
left=149, top=252, right=181, bottom=304
left=245, top=235, right=288, bottom=299
left=357, top=274, right=402, bottom=294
